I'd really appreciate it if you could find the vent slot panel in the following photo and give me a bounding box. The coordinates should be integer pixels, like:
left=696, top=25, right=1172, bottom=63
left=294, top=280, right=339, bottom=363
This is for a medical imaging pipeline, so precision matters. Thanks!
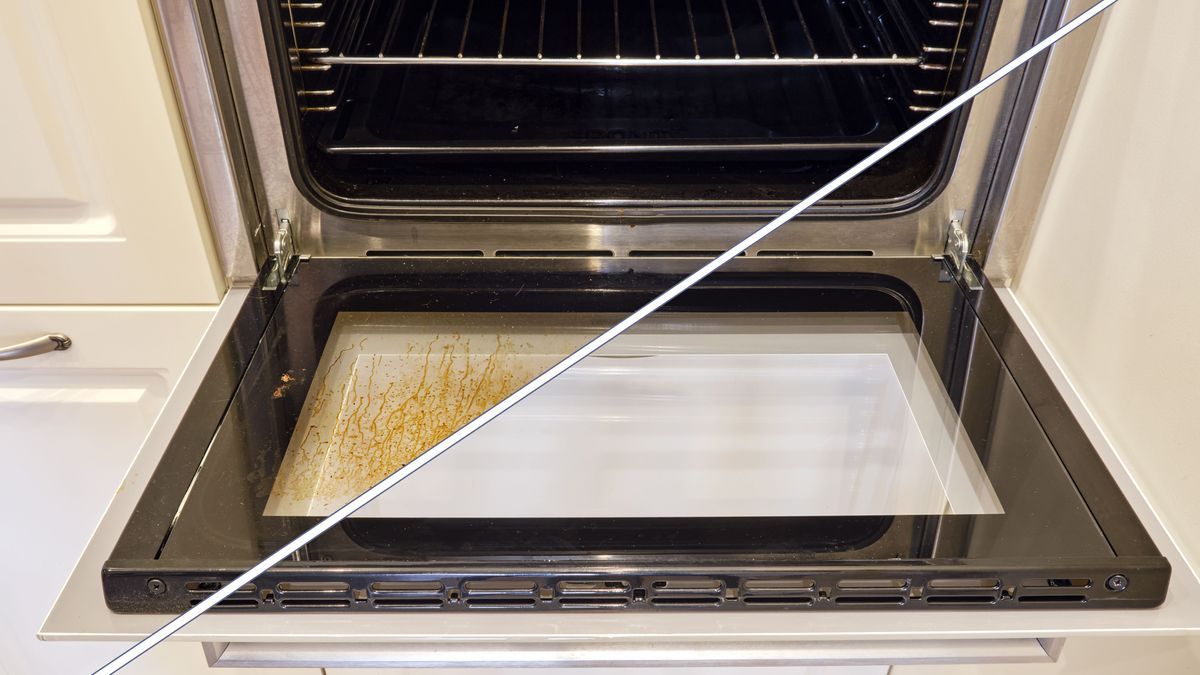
left=374, top=598, right=445, bottom=608
left=558, top=580, right=631, bottom=596
left=279, top=599, right=353, bottom=609
left=741, top=596, right=814, bottom=607
left=1017, top=595, right=1088, bottom=604
left=559, top=597, right=631, bottom=608
left=465, top=597, right=539, bottom=608
left=925, top=595, right=999, bottom=605
left=837, top=579, right=908, bottom=590
left=834, top=595, right=906, bottom=605
left=370, top=581, right=444, bottom=596
left=650, top=596, right=723, bottom=607
left=189, top=598, right=259, bottom=609
left=276, top=581, right=351, bottom=595
left=928, top=578, right=1000, bottom=590
left=1022, top=578, right=1091, bottom=588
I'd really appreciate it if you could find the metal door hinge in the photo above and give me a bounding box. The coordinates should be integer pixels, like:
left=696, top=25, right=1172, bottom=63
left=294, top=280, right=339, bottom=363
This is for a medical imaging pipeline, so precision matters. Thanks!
left=944, top=211, right=969, bottom=274
left=263, top=213, right=298, bottom=290
left=942, top=211, right=981, bottom=290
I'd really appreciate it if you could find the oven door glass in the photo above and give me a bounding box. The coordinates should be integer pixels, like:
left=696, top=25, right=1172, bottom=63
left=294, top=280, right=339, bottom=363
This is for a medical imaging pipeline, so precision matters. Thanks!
left=145, top=257, right=1113, bottom=568
left=265, top=310, right=1002, bottom=520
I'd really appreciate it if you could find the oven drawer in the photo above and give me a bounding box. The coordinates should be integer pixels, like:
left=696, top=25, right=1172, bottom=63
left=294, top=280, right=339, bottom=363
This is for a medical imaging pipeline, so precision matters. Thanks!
left=204, top=636, right=1063, bottom=669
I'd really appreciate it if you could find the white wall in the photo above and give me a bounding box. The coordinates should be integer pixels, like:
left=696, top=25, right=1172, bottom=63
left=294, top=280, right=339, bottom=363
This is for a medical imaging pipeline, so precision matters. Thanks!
left=897, top=0, right=1200, bottom=672
left=1013, top=0, right=1200, bottom=571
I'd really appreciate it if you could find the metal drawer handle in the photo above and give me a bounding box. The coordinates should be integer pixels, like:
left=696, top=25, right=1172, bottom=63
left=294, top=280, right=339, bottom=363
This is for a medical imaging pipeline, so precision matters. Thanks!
left=0, top=334, right=72, bottom=361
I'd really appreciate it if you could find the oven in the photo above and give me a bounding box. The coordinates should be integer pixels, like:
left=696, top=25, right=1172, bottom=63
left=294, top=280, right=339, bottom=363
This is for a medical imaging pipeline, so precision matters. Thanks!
left=98, top=0, right=1170, bottom=614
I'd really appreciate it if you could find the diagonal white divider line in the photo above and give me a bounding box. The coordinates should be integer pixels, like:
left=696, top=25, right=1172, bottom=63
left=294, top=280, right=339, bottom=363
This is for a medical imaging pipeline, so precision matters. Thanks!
left=95, top=1, right=1118, bottom=671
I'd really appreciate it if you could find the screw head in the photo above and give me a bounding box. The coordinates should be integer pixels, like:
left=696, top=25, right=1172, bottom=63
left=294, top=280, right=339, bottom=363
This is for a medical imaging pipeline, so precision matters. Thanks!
left=1106, top=574, right=1129, bottom=592
left=146, top=578, right=167, bottom=596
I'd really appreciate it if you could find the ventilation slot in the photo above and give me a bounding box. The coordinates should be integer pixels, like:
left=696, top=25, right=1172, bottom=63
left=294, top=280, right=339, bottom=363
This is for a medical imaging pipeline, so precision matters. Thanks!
left=557, top=580, right=630, bottom=596
left=374, top=598, right=444, bottom=609
left=928, top=578, right=1000, bottom=590
left=650, top=596, right=723, bottom=607
left=649, top=579, right=724, bottom=606
left=370, top=581, right=444, bottom=597
left=276, top=581, right=350, bottom=595
left=465, top=598, right=538, bottom=608
left=834, top=596, right=906, bottom=605
left=925, top=595, right=999, bottom=605
left=756, top=250, right=875, bottom=257
left=185, top=581, right=255, bottom=594
left=628, top=250, right=747, bottom=258
left=559, top=597, right=630, bottom=608
left=366, top=250, right=485, bottom=257
left=740, top=579, right=816, bottom=607
left=1017, top=595, right=1088, bottom=604
left=741, top=596, right=814, bottom=607
left=743, top=579, right=816, bottom=592
left=651, top=579, right=723, bottom=593
left=495, top=250, right=614, bottom=257
left=1022, top=578, right=1091, bottom=588
left=837, top=579, right=908, bottom=590
left=279, top=599, right=353, bottom=609
left=462, top=580, right=539, bottom=608
left=190, top=598, right=259, bottom=609
left=555, top=580, right=631, bottom=607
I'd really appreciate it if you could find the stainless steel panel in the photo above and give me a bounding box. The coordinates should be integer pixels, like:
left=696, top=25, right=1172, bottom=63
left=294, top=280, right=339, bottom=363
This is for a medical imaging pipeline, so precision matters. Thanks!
left=151, top=0, right=264, bottom=284
left=981, top=0, right=1104, bottom=283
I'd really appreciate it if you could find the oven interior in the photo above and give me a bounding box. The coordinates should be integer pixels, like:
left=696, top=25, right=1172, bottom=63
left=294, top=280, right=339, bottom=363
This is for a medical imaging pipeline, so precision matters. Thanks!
left=268, top=0, right=988, bottom=210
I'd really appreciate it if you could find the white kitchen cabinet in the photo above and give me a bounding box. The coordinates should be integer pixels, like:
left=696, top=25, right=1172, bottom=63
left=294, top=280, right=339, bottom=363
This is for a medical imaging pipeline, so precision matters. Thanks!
left=0, top=307, right=206, bottom=672
left=0, top=0, right=222, bottom=305
left=0, top=0, right=236, bottom=671
left=0, top=306, right=319, bottom=674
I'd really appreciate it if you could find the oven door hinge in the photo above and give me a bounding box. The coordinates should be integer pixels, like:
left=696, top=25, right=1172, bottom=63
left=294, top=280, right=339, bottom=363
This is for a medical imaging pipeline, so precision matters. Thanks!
left=263, top=212, right=298, bottom=290
left=942, top=211, right=982, bottom=290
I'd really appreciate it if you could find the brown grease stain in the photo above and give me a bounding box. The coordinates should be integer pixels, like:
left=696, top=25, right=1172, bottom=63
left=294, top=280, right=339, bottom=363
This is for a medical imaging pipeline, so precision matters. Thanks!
left=270, top=329, right=567, bottom=510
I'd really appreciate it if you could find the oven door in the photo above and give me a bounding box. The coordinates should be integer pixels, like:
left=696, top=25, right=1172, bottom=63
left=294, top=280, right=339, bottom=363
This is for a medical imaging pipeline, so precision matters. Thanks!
left=85, top=253, right=1168, bottom=615
left=39, top=253, right=1193, bottom=670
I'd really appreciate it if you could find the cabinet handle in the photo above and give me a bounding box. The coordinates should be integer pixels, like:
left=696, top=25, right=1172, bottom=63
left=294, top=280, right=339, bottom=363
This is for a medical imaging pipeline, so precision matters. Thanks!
left=0, top=334, right=72, bottom=361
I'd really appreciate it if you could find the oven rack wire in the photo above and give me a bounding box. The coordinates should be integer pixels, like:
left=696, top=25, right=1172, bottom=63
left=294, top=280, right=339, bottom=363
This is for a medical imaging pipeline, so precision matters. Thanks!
left=285, top=0, right=940, bottom=69
left=284, top=0, right=971, bottom=118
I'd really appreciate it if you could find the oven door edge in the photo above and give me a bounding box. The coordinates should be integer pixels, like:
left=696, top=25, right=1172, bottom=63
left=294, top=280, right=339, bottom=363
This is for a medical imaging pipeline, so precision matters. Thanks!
left=40, top=271, right=1200, bottom=643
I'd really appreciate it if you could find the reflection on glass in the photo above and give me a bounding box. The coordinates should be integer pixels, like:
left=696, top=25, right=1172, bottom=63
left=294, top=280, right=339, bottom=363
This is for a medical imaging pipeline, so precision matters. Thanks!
left=266, top=311, right=1001, bottom=519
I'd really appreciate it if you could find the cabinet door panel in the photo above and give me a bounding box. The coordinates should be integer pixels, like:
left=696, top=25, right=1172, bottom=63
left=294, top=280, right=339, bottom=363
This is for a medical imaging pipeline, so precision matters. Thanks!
left=0, top=307, right=219, bottom=674
left=0, top=0, right=221, bottom=304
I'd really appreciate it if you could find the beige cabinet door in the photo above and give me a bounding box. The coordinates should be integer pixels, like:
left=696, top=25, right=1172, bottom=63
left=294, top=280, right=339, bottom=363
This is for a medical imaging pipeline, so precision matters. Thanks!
left=0, top=0, right=221, bottom=304
left=0, top=307, right=315, bottom=674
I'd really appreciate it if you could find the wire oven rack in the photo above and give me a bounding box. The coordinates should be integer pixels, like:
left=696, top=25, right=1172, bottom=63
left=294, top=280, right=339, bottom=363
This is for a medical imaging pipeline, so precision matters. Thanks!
left=280, top=0, right=974, bottom=155
left=285, top=0, right=928, bottom=68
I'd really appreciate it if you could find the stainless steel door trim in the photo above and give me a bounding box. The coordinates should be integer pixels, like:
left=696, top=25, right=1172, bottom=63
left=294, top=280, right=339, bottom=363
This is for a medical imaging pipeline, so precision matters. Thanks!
left=981, top=0, right=1105, bottom=284
left=202, top=638, right=1059, bottom=668
left=210, top=0, right=319, bottom=260
left=0, top=334, right=71, bottom=361
left=151, top=0, right=265, bottom=285
left=195, top=0, right=1052, bottom=260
